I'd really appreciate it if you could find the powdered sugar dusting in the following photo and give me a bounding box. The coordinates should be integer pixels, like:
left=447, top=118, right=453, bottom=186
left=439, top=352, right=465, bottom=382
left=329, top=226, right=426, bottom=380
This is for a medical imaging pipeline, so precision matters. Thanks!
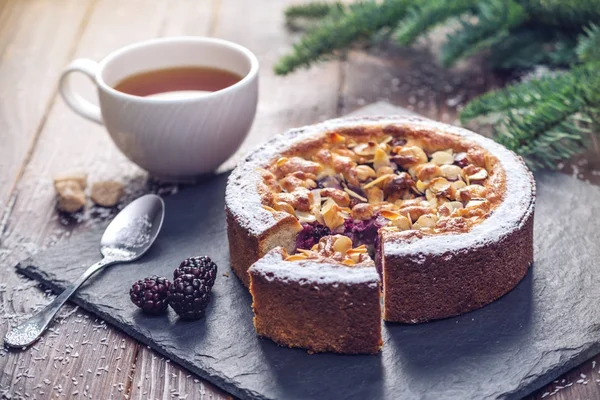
left=250, top=249, right=380, bottom=286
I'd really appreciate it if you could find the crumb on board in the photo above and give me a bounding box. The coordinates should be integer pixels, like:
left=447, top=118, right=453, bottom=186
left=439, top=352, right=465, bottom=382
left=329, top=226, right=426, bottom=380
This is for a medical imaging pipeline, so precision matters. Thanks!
left=91, top=181, right=125, bottom=207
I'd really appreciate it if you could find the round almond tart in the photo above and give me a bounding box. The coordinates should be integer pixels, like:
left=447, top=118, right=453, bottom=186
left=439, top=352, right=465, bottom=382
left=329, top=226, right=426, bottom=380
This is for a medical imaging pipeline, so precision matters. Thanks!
left=225, top=116, right=535, bottom=355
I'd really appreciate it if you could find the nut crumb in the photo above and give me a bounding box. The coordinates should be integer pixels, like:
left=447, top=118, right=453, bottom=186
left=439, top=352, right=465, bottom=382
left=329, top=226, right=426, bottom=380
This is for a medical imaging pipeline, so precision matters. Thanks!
left=54, top=179, right=86, bottom=213
left=53, top=172, right=87, bottom=190
left=91, top=181, right=124, bottom=207
left=222, top=272, right=230, bottom=277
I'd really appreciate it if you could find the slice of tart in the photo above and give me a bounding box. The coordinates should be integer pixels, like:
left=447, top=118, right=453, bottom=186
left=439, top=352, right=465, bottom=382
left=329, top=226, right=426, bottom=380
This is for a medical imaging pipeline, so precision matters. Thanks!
left=225, top=116, right=535, bottom=354
left=250, top=235, right=382, bottom=354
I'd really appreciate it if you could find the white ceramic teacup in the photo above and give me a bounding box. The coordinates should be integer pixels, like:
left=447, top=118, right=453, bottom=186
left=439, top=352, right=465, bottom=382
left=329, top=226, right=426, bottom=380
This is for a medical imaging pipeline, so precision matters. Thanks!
left=59, top=37, right=259, bottom=179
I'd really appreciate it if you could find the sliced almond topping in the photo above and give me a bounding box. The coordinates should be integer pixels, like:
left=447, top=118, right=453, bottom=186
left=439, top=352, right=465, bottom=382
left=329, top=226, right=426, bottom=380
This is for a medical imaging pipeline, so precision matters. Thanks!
left=275, top=157, right=288, bottom=167
left=392, top=146, right=428, bottom=168
left=342, top=259, right=356, bottom=266
left=415, top=179, right=428, bottom=193
left=286, top=253, right=308, bottom=261
left=333, top=235, right=353, bottom=254
left=466, top=198, right=488, bottom=208
left=440, top=164, right=462, bottom=180
left=353, top=141, right=378, bottom=157
left=449, top=180, right=467, bottom=199
left=362, top=174, right=392, bottom=190
left=321, top=198, right=345, bottom=230
left=392, top=215, right=412, bottom=230
left=451, top=180, right=467, bottom=190
left=429, top=177, right=451, bottom=194
left=415, top=163, right=443, bottom=182
left=310, top=189, right=322, bottom=206
left=351, top=203, right=373, bottom=220
left=274, top=201, right=295, bottom=215
left=468, top=169, right=488, bottom=181
left=373, top=148, right=391, bottom=171
left=430, top=151, right=455, bottom=166
left=345, top=187, right=368, bottom=202
left=376, top=166, right=394, bottom=177
left=295, top=210, right=317, bottom=223
left=347, top=245, right=368, bottom=255
left=354, top=165, right=377, bottom=181
left=329, top=131, right=346, bottom=144
left=320, top=187, right=351, bottom=207
left=380, top=135, right=393, bottom=145
left=366, top=186, right=384, bottom=203
left=381, top=209, right=401, bottom=220
left=349, top=253, right=362, bottom=264
left=262, top=205, right=277, bottom=213
left=414, top=214, right=438, bottom=229
left=285, top=254, right=308, bottom=261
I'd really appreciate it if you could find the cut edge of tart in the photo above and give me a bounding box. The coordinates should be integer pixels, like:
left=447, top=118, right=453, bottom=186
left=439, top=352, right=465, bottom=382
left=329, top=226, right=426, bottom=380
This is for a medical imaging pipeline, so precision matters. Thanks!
left=225, top=115, right=535, bottom=354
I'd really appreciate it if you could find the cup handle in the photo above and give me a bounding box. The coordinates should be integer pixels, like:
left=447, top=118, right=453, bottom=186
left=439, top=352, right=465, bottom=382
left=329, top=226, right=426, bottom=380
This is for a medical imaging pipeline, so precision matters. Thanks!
left=59, top=59, right=103, bottom=125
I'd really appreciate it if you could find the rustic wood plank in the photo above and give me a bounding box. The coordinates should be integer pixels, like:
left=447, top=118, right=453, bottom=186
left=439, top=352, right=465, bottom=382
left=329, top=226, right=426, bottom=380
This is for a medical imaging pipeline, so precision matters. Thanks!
left=0, top=1, right=182, bottom=399
left=130, top=350, right=231, bottom=400
left=0, top=0, right=92, bottom=207
left=529, top=356, right=600, bottom=399
left=1, top=310, right=139, bottom=399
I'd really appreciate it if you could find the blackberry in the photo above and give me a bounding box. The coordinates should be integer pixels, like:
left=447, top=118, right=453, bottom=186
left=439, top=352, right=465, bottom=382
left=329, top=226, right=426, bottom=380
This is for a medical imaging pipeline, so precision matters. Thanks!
left=168, top=256, right=218, bottom=320
left=296, top=223, right=331, bottom=249
left=130, top=275, right=171, bottom=314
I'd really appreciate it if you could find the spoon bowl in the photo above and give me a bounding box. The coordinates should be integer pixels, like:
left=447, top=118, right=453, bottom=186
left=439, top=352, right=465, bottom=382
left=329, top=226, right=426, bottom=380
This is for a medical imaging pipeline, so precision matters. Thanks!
left=101, top=194, right=165, bottom=261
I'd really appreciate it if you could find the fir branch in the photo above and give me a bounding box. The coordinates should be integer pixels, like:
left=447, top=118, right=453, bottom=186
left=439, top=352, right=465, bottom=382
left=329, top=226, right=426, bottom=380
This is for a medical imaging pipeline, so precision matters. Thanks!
left=513, top=115, right=593, bottom=169
left=394, top=0, right=476, bottom=45
left=487, top=29, right=576, bottom=70
left=462, top=62, right=600, bottom=168
left=275, top=0, right=410, bottom=75
left=461, top=62, right=600, bottom=122
left=460, top=71, right=573, bottom=122
left=440, top=0, right=527, bottom=66
left=576, top=23, right=600, bottom=62
left=522, top=0, right=600, bottom=28
left=285, top=2, right=346, bottom=31
left=285, top=2, right=345, bottom=21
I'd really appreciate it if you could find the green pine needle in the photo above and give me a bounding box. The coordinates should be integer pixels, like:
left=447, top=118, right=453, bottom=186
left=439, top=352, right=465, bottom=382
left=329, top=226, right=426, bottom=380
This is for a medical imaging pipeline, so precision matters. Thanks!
left=487, top=29, right=576, bottom=69
left=462, top=62, right=600, bottom=169
left=275, top=0, right=410, bottom=75
left=394, top=0, right=477, bottom=45
left=284, top=2, right=346, bottom=31
left=460, top=71, right=572, bottom=122
left=285, top=2, right=345, bottom=21
left=440, top=0, right=527, bottom=67
left=576, top=23, right=600, bottom=62
left=522, top=0, right=600, bottom=28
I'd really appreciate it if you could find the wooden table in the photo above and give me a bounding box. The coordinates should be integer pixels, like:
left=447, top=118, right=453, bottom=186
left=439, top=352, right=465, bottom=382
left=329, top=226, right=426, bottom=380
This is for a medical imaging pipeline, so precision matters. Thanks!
left=1, top=1, right=599, bottom=399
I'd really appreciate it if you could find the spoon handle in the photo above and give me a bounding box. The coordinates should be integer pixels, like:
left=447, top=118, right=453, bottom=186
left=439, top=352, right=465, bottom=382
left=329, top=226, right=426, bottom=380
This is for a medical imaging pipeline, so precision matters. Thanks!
left=4, top=258, right=113, bottom=348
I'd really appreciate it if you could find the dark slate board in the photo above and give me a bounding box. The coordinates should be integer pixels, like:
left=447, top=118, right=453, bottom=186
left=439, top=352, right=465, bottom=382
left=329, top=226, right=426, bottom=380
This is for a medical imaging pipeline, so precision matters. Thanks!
left=13, top=113, right=600, bottom=400
left=16, top=171, right=600, bottom=400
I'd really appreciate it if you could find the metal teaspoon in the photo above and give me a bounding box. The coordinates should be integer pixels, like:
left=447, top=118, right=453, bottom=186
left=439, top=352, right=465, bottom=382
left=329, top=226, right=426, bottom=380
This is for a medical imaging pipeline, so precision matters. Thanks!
left=3, top=194, right=165, bottom=348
